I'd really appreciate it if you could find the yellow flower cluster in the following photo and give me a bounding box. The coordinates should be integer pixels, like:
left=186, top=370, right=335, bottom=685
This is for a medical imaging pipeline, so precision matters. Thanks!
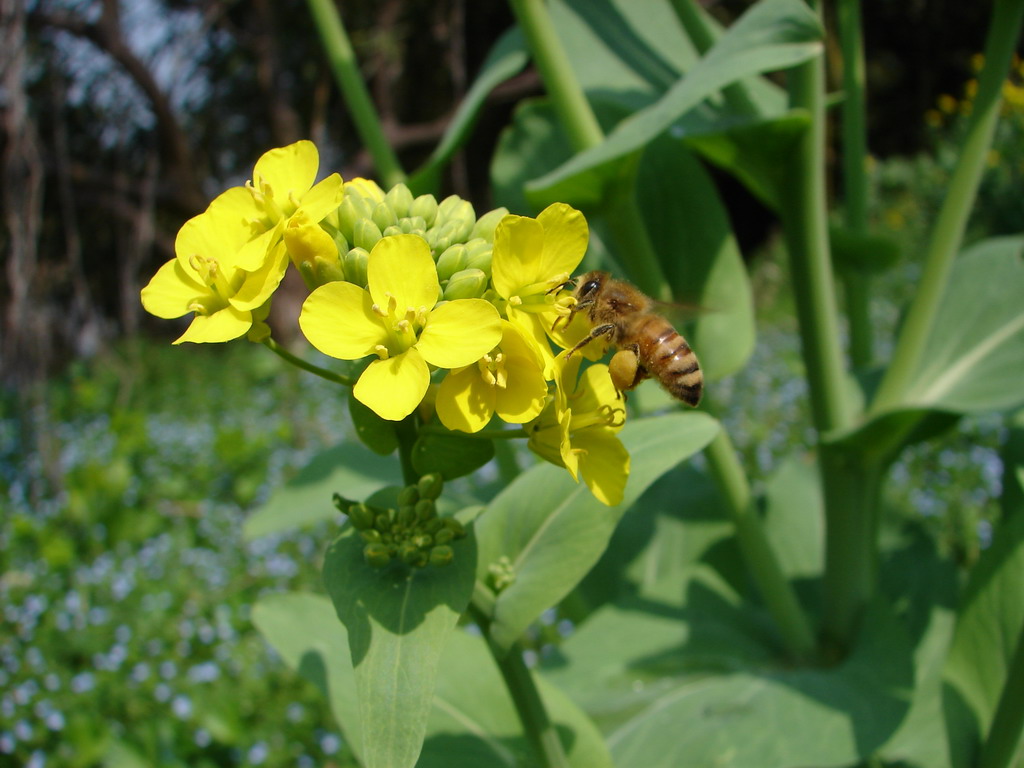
left=141, top=141, right=629, bottom=504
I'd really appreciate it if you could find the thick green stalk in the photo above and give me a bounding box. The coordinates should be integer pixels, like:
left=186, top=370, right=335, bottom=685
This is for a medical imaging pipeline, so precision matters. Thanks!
left=507, top=0, right=604, bottom=153
left=781, top=3, right=868, bottom=649
left=305, top=0, right=405, bottom=188
left=470, top=603, right=570, bottom=768
left=977, top=616, right=1024, bottom=768
left=835, top=0, right=873, bottom=369
left=704, top=430, right=816, bottom=660
left=394, top=415, right=419, bottom=486
left=871, top=0, right=1024, bottom=413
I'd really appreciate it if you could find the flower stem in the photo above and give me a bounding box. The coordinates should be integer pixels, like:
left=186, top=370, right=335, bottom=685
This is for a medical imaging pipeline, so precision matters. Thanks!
left=977, top=614, right=1024, bottom=768
left=835, top=0, right=873, bottom=370
left=305, top=0, right=405, bottom=188
left=507, top=0, right=604, bottom=153
left=262, top=338, right=356, bottom=386
left=870, top=0, right=1024, bottom=413
left=470, top=601, right=570, bottom=768
left=703, top=430, right=816, bottom=660
left=394, top=415, right=419, bottom=486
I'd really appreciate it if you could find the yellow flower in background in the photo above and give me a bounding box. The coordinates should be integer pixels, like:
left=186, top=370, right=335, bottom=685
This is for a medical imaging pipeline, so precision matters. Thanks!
left=527, top=355, right=629, bottom=505
left=140, top=195, right=288, bottom=344
left=299, top=234, right=502, bottom=421
left=231, top=140, right=345, bottom=271
left=491, top=203, right=588, bottom=365
left=436, top=320, right=548, bottom=433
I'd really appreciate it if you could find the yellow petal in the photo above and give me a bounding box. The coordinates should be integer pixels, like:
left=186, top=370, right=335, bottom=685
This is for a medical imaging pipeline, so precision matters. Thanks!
left=355, top=349, right=430, bottom=421
left=537, top=202, right=588, bottom=279
left=230, top=240, right=290, bottom=311
left=491, top=215, right=544, bottom=298
left=252, top=140, right=318, bottom=199
left=296, top=174, right=344, bottom=223
left=367, top=235, right=439, bottom=312
left=299, top=281, right=388, bottom=359
left=436, top=367, right=495, bottom=433
left=417, top=299, right=501, bottom=368
left=173, top=305, right=252, bottom=344
left=576, top=428, right=630, bottom=506
left=141, top=259, right=209, bottom=319
left=494, top=358, right=547, bottom=424
left=233, top=223, right=281, bottom=272
left=575, top=363, right=621, bottom=417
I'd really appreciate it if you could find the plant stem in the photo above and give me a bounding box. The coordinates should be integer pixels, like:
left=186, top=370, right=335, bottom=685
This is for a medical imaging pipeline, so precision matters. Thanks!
left=977, top=615, right=1024, bottom=768
left=262, top=338, right=356, bottom=386
left=835, top=0, right=873, bottom=369
left=305, top=0, right=405, bottom=188
left=469, top=602, right=570, bottom=768
left=704, top=430, right=816, bottom=660
left=870, top=0, right=1024, bottom=413
left=507, top=0, right=604, bottom=153
left=394, top=415, right=419, bottom=486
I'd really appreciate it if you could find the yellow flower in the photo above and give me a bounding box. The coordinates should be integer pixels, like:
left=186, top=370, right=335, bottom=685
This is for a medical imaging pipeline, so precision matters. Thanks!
left=299, top=234, right=502, bottom=421
left=527, top=355, right=629, bottom=505
left=491, top=203, right=588, bottom=363
left=140, top=194, right=288, bottom=344
left=435, top=320, right=548, bottom=432
left=231, top=140, right=345, bottom=271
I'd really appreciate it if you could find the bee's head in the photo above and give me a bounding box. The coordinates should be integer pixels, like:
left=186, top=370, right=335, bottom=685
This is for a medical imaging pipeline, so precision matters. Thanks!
left=574, top=271, right=606, bottom=301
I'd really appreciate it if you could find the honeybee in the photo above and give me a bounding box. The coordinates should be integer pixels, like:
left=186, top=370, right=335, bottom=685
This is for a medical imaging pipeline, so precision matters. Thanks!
left=562, top=271, right=703, bottom=407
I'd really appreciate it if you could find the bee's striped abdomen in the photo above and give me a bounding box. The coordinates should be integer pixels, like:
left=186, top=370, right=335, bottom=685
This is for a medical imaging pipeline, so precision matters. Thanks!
left=638, top=319, right=703, bottom=407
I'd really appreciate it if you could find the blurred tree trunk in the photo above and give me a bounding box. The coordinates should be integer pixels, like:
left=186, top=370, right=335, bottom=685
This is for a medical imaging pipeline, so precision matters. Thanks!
left=1, top=0, right=48, bottom=386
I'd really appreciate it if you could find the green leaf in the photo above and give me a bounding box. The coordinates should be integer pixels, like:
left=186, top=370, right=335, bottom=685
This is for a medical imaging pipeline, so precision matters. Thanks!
left=251, top=592, right=363, bottom=761
left=243, top=441, right=398, bottom=539
left=408, top=28, right=529, bottom=193
left=684, top=110, right=809, bottom=209
left=421, top=629, right=612, bottom=768
left=549, top=593, right=913, bottom=768
left=527, top=0, right=823, bottom=204
left=636, top=135, right=755, bottom=380
left=761, top=453, right=824, bottom=580
left=475, top=412, right=719, bottom=653
left=944, top=510, right=1024, bottom=761
left=349, top=391, right=398, bottom=455
left=323, top=527, right=477, bottom=768
left=828, top=237, right=1024, bottom=455
left=412, top=431, right=495, bottom=480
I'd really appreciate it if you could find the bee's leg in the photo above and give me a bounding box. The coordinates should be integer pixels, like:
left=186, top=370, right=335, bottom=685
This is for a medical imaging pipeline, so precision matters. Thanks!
left=553, top=298, right=594, bottom=331
left=564, top=323, right=615, bottom=357
left=609, top=347, right=648, bottom=397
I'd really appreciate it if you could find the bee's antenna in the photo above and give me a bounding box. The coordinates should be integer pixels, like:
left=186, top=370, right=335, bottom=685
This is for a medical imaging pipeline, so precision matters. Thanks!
left=546, top=279, right=572, bottom=295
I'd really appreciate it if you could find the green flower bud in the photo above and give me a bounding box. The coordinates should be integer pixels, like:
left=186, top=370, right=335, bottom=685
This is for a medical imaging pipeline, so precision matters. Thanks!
left=400, top=216, right=426, bottom=234
left=397, top=485, right=419, bottom=507
left=412, top=533, right=433, bottom=549
left=434, top=527, right=454, bottom=545
left=343, top=247, right=369, bottom=287
left=463, top=239, right=493, bottom=278
left=417, top=472, right=444, bottom=500
left=314, top=254, right=346, bottom=285
left=443, top=268, right=488, bottom=300
left=438, top=197, right=476, bottom=243
left=385, top=183, right=414, bottom=218
left=424, top=518, right=443, bottom=534
left=397, top=506, right=416, bottom=528
left=435, top=244, right=468, bottom=281
left=364, top=543, right=391, bottom=568
left=427, top=229, right=452, bottom=255
left=332, top=493, right=354, bottom=514
left=353, top=218, right=383, bottom=252
left=398, top=542, right=421, bottom=565
left=471, top=207, right=509, bottom=243
left=360, top=528, right=382, bottom=544
left=444, top=518, right=467, bottom=539
left=429, top=545, right=454, bottom=567
left=338, top=194, right=373, bottom=242
left=372, top=201, right=398, bottom=232
left=347, top=502, right=375, bottom=530
left=375, top=512, right=392, bottom=531
left=414, top=498, right=435, bottom=521
left=382, top=224, right=404, bottom=238
left=410, top=194, right=438, bottom=226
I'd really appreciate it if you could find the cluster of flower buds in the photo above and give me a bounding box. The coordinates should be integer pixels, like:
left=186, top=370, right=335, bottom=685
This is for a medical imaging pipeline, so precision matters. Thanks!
left=319, top=181, right=506, bottom=301
left=333, top=473, right=466, bottom=569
